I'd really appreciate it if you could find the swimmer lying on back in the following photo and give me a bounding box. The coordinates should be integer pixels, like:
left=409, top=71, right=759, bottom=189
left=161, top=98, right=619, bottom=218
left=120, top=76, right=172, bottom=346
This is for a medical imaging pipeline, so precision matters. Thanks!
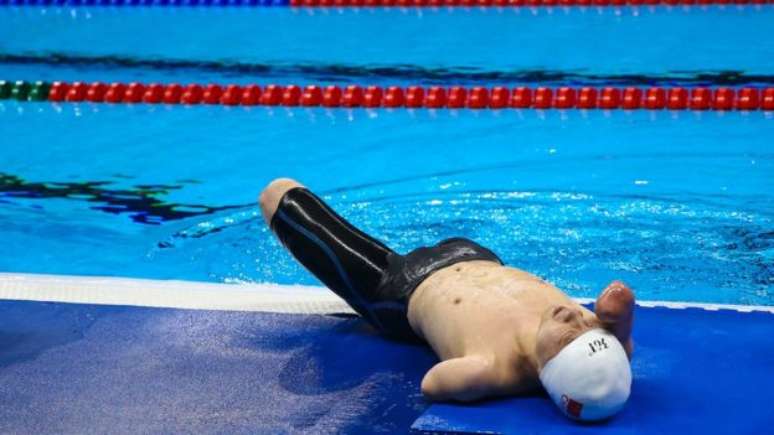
left=259, top=178, right=635, bottom=421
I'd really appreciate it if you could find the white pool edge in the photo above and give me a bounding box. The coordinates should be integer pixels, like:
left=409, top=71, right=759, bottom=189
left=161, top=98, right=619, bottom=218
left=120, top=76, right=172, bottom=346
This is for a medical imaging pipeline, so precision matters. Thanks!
left=0, top=272, right=772, bottom=314
left=0, top=272, right=355, bottom=315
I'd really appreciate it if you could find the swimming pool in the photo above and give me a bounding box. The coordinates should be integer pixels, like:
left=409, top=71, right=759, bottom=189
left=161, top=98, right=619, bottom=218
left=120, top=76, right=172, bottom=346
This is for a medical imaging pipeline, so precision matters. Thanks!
left=1, top=4, right=773, bottom=434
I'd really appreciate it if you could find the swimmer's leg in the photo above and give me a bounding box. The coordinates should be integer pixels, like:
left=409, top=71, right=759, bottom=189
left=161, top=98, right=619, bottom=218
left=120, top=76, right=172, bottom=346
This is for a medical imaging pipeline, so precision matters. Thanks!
left=259, top=178, right=396, bottom=328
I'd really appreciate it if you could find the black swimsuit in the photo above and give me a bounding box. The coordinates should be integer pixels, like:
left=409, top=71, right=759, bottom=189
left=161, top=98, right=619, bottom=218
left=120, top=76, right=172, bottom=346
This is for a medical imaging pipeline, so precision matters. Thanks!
left=270, top=187, right=503, bottom=340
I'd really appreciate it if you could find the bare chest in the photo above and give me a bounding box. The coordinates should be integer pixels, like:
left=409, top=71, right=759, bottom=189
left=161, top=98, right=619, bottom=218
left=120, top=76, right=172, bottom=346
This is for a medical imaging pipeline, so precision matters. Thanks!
left=407, top=262, right=565, bottom=358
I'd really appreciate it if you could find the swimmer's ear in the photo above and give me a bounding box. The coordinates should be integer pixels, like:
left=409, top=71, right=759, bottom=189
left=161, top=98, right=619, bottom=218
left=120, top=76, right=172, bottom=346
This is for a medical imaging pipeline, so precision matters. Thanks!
left=594, top=281, right=634, bottom=324
left=595, top=281, right=635, bottom=358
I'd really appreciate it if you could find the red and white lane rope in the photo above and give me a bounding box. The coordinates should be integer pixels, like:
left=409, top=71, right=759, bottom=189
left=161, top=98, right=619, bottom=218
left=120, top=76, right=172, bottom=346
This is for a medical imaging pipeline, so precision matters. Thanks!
left=32, top=81, right=774, bottom=110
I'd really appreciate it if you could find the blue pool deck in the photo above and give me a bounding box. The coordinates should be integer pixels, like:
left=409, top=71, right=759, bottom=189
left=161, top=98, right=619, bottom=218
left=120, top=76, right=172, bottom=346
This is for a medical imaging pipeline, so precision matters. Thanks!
left=1, top=274, right=772, bottom=434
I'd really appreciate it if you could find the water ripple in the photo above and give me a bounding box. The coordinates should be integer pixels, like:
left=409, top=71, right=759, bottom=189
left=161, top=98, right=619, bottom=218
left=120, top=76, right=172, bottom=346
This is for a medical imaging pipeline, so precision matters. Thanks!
left=4, top=53, right=774, bottom=87
left=155, top=189, right=772, bottom=305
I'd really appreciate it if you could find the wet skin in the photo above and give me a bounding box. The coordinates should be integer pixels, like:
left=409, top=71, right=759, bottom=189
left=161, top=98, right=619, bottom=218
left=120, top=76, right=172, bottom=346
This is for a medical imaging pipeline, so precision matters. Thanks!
left=260, top=178, right=635, bottom=402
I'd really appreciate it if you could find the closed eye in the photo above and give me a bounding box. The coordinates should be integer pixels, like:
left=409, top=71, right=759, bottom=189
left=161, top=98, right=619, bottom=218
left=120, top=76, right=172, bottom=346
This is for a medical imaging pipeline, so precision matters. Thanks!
left=553, top=306, right=574, bottom=322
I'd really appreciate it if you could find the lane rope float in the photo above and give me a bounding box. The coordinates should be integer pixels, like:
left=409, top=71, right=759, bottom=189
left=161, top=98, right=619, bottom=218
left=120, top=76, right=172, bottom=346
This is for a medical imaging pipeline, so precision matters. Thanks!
left=2, top=80, right=773, bottom=110
left=0, top=0, right=772, bottom=6
left=290, top=0, right=774, bottom=6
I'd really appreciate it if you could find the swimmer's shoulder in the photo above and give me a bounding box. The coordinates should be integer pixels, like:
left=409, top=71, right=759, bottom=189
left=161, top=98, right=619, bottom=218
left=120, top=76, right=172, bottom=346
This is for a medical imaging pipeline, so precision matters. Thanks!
left=488, top=342, right=542, bottom=395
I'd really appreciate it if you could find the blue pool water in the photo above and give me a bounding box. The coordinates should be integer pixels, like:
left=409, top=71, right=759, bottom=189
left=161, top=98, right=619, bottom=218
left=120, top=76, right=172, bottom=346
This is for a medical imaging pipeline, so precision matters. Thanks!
left=2, top=105, right=772, bottom=305
left=1, top=7, right=773, bottom=307
left=1, top=6, right=773, bottom=435
left=2, top=7, right=774, bottom=85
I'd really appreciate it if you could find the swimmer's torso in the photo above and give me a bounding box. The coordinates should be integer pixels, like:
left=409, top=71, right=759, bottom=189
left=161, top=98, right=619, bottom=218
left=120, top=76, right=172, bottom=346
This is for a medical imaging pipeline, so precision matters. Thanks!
left=407, top=260, right=598, bottom=394
left=260, top=179, right=634, bottom=402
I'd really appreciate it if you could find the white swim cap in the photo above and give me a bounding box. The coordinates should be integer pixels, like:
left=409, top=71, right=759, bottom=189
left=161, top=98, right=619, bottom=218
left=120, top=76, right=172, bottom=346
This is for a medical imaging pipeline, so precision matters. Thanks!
left=538, top=328, right=632, bottom=421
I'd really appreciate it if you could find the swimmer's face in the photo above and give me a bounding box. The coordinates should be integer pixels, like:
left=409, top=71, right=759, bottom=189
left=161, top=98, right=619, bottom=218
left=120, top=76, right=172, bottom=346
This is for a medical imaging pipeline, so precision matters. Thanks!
left=535, top=304, right=595, bottom=369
